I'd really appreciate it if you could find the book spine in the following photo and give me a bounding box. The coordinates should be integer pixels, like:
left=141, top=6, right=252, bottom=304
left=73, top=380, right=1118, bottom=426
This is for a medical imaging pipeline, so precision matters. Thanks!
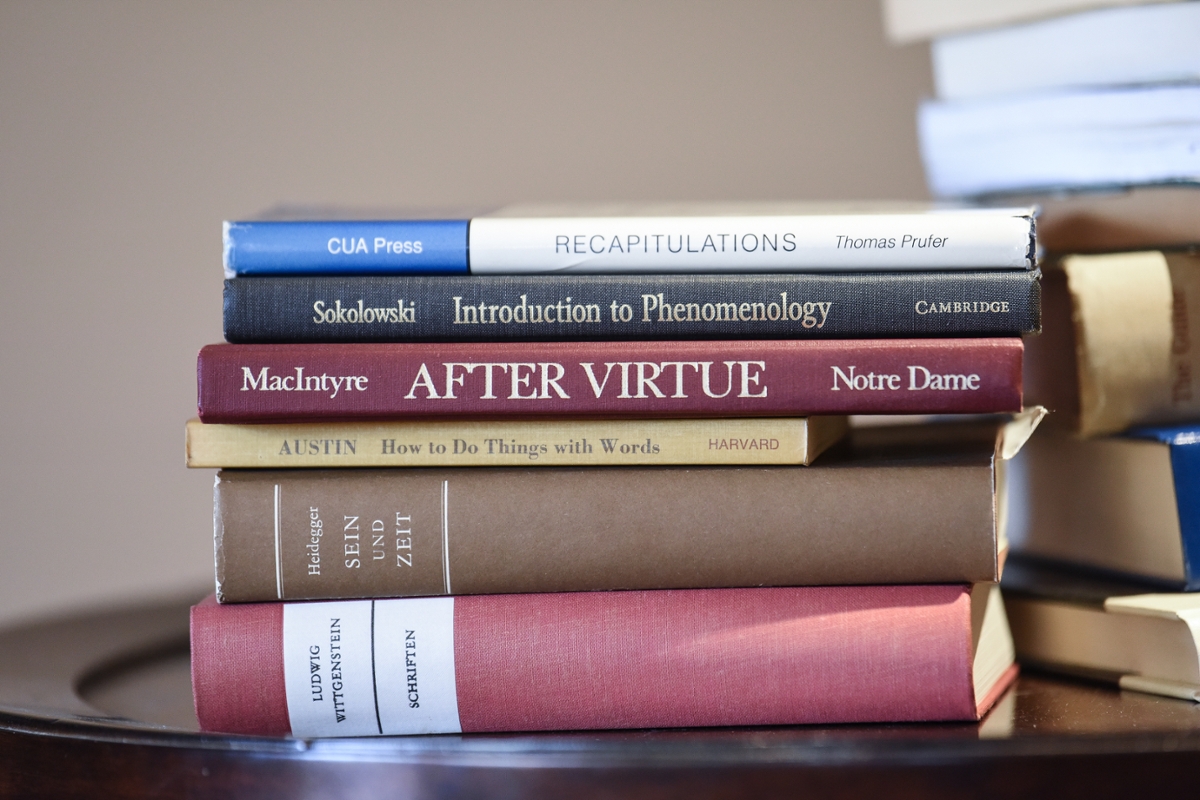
left=223, top=271, right=1042, bottom=343
left=212, top=449, right=998, bottom=602
left=1026, top=252, right=1200, bottom=437
left=222, top=212, right=1036, bottom=275
left=1167, top=439, right=1200, bottom=591
left=223, top=220, right=470, bottom=277
left=186, top=417, right=846, bottom=469
left=467, top=213, right=1034, bottom=272
left=1070, top=252, right=1178, bottom=437
left=191, top=586, right=979, bottom=736
left=196, top=339, right=1024, bottom=423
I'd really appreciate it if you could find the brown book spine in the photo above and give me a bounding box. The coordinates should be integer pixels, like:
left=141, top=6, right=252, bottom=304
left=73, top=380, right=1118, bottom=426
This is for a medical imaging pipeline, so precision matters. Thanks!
left=214, top=428, right=1000, bottom=602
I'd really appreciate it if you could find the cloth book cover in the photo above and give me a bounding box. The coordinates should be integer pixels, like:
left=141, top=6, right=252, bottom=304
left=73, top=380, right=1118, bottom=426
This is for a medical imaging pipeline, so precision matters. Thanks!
left=191, top=584, right=1017, bottom=737
left=185, top=416, right=849, bottom=469
left=196, top=338, right=1025, bottom=423
left=222, top=270, right=1042, bottom=343
left=210, top=413, right=1042, bottom=603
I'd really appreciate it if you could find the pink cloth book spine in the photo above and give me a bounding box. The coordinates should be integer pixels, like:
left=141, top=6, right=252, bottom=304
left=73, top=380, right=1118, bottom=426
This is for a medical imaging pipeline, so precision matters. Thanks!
left=192, top=585, right=998, bottom=737
left=196, top=339, right=1023, bottom=422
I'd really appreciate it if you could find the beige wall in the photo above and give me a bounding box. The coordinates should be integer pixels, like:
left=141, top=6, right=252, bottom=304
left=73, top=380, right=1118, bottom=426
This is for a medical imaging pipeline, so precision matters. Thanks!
left=0, top=1, right=931, bottom=626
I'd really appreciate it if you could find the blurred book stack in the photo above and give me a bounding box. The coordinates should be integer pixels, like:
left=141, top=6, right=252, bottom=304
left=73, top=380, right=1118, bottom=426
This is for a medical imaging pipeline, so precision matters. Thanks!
left=186, top=203, right=1041, bottom=737
left=887, top=0, right=1200, bottom=699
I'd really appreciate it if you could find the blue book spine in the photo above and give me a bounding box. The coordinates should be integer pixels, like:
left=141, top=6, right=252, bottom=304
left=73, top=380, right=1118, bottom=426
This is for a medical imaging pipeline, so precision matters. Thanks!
left=1129, top=425, right=1200, bottom=590
left=223, top=220, right=469, bottom=276
left=1169, top=436, right=1200, bottom=590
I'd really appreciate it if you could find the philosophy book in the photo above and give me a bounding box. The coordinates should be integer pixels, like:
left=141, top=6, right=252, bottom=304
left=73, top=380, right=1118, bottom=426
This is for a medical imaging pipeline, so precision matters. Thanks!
left=196, top=338, right=1025, bottom=423
left=1003, top=556, right=1200, bottom=702
left=210, top=414, right=1041, bottom=603
left=222, top=270, right=1042, bottom=343
left=221, top=204, right=1036, bottom=276
left=191, top=583, right=1017, bottom=736
left=1009, top=424, right=1200, bottom=588
left=185, top=416, right=849, bottom=469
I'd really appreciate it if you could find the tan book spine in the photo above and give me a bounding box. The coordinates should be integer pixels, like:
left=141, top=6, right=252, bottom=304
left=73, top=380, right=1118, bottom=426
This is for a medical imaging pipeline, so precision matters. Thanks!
left=213, top=424, right=1011, bottom=603
left=1054, top=251, right=1200, bottom=436
left=187, top=416, right=848, bottom=468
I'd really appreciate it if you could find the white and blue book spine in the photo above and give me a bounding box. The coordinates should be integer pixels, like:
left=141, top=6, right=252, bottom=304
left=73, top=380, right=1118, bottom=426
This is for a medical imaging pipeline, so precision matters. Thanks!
left=223, top=209, right=1037, bottom=276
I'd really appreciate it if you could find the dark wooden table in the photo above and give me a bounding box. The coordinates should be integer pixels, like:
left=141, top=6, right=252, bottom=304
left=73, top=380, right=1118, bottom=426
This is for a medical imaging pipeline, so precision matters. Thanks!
left=1, top=597, right=1198, bottom=799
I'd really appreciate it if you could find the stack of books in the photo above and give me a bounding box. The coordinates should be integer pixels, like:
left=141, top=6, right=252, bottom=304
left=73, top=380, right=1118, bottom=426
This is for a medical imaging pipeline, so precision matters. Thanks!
left=887, top=0, right=1200, bottom=700
left=888, top=1, right=1200, bottom=200
left=187, top=205, right=1040, bottom=737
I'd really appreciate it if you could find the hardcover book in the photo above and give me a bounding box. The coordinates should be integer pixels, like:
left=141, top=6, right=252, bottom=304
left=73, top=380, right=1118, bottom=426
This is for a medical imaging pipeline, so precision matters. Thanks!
left=222, top=270, right=1042, bottom=343
left=191, top=583, right=1017, bottom=736
left=196, top=338, right=1025, bottom=423
left=185, top=416, right=849, bottom=469
left=1009, top=424, right=1200, bottom=588
left=1003, top=556, right=1200, bottom=702
left=1025, top=251, right=1200, bottom=436
left=211, top=414, right=1041, bottom=603
left=222, top=205, right=1036, bottom=276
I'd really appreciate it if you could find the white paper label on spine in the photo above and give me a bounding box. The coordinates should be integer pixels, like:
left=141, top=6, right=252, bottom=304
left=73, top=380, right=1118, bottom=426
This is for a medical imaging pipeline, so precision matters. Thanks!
left=373, top=596, right=460, bottom=735
left=282, top=597, right=460, bottom=737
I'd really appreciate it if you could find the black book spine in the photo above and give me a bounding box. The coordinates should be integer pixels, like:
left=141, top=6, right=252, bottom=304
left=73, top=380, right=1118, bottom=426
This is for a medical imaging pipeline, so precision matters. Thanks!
left=223, top=271, right=1041, bottom=343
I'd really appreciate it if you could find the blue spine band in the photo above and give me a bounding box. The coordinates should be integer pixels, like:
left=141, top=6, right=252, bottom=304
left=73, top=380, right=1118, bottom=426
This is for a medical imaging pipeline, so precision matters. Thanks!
left=223, top=220, right=469, bottom=276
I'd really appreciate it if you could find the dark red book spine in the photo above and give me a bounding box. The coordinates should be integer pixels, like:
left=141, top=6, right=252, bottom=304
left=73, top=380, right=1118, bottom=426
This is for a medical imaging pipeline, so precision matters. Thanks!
left=197, top=339, right=1022, bottom=422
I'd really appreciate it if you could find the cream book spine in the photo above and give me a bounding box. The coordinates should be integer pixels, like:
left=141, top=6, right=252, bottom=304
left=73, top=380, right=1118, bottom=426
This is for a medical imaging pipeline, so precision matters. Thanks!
left=186, top=416, right=848, bottom=468
left=1068, top=251, right=1200, bottom=436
